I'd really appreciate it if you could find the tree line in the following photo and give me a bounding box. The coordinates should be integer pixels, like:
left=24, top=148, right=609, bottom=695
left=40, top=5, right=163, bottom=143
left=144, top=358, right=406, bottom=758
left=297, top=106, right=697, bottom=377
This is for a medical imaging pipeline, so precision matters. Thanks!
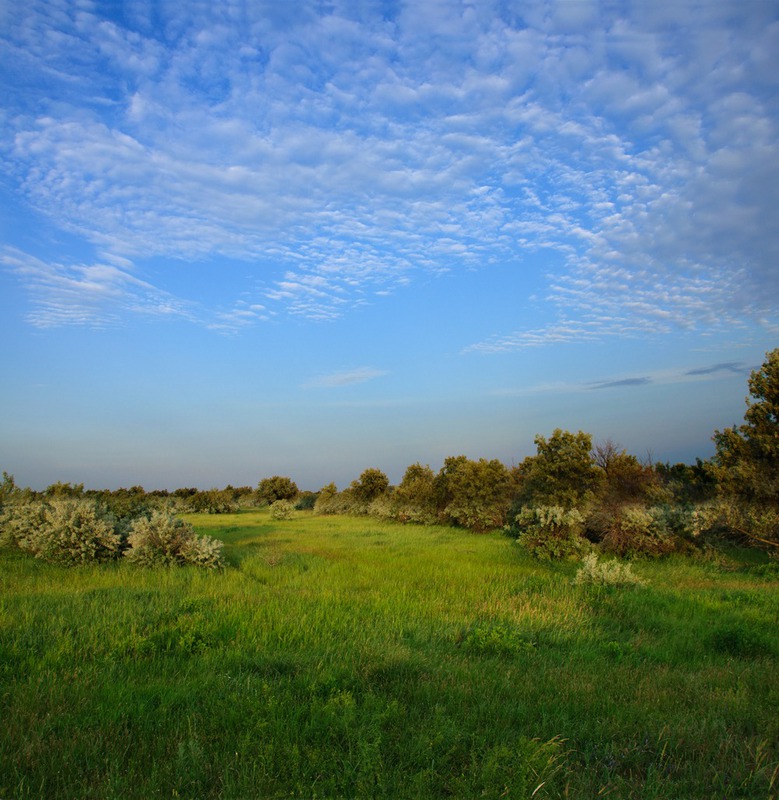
left=1, top=349, right=777, bottom=561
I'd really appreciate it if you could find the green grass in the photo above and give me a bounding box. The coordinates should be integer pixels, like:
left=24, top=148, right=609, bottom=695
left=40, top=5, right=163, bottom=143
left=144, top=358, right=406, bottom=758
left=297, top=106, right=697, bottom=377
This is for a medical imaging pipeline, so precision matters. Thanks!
left=1, top=510, right=778, bottom=798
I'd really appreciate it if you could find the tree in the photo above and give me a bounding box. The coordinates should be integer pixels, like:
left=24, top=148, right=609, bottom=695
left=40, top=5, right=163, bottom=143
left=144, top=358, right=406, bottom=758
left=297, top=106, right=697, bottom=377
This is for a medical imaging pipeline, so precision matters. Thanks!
left=515, top=429, right=600, bottom=510
left=393, top=463, right=437, bottom=523
left=710, top=349, right=779, bottom=549
left=257, top=476, right=299, bottom=506
left=0, top=472, right=17, bottom=510
left=437, top=457, right=514, bottom=533
left=351, top=468, right=389, bottom=503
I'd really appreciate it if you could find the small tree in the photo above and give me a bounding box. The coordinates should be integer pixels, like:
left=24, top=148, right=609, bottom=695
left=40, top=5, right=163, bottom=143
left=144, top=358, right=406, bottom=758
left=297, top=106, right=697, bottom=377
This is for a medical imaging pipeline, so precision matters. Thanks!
left=438, top=457, right=514, bottom=532
left=351, top=468, right=389, bottom=504
left=710, top=349, right=779, bottom=550
left=314, top=483, right=340, bottom=514
left=257, top=476, right=299, bottom=506
left=393, top=463, right=437, bottom=523
left=515, top=429, right=601, bottom=510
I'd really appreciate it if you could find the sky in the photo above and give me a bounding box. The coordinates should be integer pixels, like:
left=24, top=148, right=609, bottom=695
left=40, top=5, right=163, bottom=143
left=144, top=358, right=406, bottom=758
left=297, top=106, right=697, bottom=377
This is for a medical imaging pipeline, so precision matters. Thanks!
left=1, top=0, right=778, bottom=492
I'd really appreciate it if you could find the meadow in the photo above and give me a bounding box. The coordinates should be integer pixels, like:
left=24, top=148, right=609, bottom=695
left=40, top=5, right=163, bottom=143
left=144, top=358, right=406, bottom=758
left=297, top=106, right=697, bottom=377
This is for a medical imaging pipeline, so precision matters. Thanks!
left=1, top=509, right=778, bottom=799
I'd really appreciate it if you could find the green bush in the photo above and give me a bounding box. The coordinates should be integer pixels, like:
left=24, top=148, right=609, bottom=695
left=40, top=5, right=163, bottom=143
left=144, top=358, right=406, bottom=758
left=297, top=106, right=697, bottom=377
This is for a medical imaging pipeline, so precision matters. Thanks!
left=515, top=506, right=588, bottom=559
left=14, top=499, right=120, bottom=565
left=573, top=553, right=647, bottom=588
left=187, top=488, right=238, bottom=514
left=295, top=491, right=318, bottom=510
left=125, top=511, right=224, bottom=569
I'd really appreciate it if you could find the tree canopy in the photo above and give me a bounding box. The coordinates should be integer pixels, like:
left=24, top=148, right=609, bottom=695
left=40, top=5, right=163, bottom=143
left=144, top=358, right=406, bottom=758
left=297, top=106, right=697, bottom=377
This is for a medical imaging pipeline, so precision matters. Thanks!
left=711, top=348, right=779, bottom=548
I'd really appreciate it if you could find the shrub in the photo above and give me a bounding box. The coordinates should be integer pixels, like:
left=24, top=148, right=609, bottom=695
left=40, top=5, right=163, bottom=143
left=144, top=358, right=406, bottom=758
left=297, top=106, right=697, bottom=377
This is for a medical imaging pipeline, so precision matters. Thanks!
left=314, top=485, right=358, bottom=515
left=438, top=457, right=514, bottom=532
left=125, top=511, right=224, bottom=569
left=0, top=501, right=47, bottom=548
left=188, top=488, right=237, bottom=514
left=597, top=505, right=677, bottom=557
left=573, top=553, right=647, bottom=588
left=16, top=499, right=121, bottom=565
left=270, top=499, right=295, bottom=520
left=295, top=491, right=318, bottom=510
left=515, top=506, right=588, bottom=560
left=257, top=476, right=299, bottom=506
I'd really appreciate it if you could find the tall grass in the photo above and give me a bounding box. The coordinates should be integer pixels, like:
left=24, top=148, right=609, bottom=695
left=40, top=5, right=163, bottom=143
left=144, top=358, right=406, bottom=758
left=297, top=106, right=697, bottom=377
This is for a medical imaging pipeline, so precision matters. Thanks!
left=1, top=510, right=777, bottom=798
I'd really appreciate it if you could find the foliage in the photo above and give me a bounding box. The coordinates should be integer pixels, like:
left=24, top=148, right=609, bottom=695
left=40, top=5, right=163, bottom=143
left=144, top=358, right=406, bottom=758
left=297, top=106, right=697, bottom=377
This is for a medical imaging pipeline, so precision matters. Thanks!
left=44, top=481, right=85, bottom=498
left=125, top=511, right=224, bottom=569
left=710, top=348, right=779, bottom=550
left=593, top=441, right=663, bottom=508
left=573, top=553, right=647, bottom=588
left=295, top=491, right=319, bottom=510
left=392, top=462, right=438, bottom=524
left=515, top=429, right=601, bottom=510
left=594, top=505, right=679, bottom=558
left=514, top=505, right=588, bottom=560
left=270, top=499, right=295, bottom=520
left=314, top=483, right=344, bottom=514
left=440, top=457, right=514, bottom=532
left=655, top=459, right=716, bottom=504
left=257, top=475, right=299, bottom=505
left=351, top=468, right=390, bottom=503
left=0, top=471, right=18, bottom=510
left=187, top=488, right=238, bottom=514
left=0, top=500, right=48, bottom=549
left=15, top=499, right=121, bottom=565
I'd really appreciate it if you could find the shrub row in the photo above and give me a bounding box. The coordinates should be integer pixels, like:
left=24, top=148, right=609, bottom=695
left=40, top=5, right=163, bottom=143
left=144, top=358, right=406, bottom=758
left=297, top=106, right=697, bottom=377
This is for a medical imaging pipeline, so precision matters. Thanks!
left=0, top=500, right=223, bottom=569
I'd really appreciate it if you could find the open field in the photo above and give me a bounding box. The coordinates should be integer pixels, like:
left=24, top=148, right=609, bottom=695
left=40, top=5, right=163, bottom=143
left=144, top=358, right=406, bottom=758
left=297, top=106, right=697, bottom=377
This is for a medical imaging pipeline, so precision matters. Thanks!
left=1, top=510, right=778, bottom=798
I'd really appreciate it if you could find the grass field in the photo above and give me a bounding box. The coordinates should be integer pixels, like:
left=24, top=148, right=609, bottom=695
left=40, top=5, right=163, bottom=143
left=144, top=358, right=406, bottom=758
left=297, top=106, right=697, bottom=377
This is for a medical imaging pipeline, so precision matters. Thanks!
left=1, top=510, right=778, bottom=798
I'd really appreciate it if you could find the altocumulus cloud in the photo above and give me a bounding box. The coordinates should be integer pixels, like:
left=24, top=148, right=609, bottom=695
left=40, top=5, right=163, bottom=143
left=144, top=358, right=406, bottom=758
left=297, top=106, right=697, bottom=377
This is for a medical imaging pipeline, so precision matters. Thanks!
left=1, top=0, right=777, bottom=340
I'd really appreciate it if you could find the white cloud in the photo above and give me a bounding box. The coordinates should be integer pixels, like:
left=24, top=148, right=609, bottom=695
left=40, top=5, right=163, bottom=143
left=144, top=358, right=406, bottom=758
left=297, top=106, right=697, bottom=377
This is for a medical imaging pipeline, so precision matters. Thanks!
left=0, top=246, right=194, bottom=328
left=1, top=0, right=777, bottom=334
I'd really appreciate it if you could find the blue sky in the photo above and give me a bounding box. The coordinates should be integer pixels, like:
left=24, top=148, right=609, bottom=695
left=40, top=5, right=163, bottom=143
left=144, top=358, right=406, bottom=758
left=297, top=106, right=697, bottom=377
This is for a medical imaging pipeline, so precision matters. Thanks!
left=1, top=0, right=777, bottom=491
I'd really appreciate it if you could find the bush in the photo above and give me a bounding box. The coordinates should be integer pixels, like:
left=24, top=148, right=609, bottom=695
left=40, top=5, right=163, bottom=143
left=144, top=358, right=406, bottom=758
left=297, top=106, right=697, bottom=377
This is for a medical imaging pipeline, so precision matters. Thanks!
left=295, top=491, right=318, bottom=510
left=597, top=505, right=677, bottom=558
left=515, top=506, right=588, bottom=560
left=573, top=553, right=647, bottom=588
left=125, top=511, right=224, bottom=569
left=188, top=489, right=238, bottom=514
left=15, top=499, right=121, bottom=565
left=0, top=501, right=47, bottom=548
left=270, top=499, right=295, bottom=520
